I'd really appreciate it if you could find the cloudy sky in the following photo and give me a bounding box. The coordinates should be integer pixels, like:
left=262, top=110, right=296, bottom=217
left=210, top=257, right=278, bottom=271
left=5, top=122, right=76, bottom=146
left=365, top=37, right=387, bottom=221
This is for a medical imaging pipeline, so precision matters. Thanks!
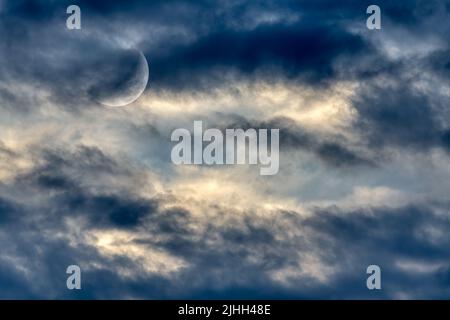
left=1, top=0, right=450, bottom=299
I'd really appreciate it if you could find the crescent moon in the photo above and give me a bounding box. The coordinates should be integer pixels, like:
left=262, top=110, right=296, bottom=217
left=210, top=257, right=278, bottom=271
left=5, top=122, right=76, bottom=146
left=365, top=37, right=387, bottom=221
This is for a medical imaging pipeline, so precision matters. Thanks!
left=96, top=51, right=149, bottom=107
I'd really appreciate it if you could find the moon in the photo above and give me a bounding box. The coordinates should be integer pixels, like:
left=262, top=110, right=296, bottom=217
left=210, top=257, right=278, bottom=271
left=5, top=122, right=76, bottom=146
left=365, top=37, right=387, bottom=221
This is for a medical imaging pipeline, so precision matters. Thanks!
left=94, top=50, right=149, bottom=107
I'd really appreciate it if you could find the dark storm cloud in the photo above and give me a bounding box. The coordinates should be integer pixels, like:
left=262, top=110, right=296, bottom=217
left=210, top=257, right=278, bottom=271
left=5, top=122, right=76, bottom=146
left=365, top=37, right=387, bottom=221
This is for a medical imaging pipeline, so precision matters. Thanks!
left=0, top=146, right=175, bottom=298
left=1, top=144, right=450, bottom=299
left=316, top=143, right=372, bottom=167
left=0, top=27, right=149, bottom=112
left=0, top=0, right=167, bottom=111
left=149, top=22, right=367, bottom=89
left=0, top=0, right=369, bottom=105
left=0, top=197, right=147, bottom=299
left=0, top=145, right=300, bottom=299
left=354, top=83, right=437, bottom=148
left=63, top=192, right=158, bottom=229
left=342, top=1, right=450, bottom=154
left=3, top=0, right=447, bottom=157
left=352, top=78, right=450, bottom=152
left=1, top=0, right=444, bottom=111
left=28, top=146, right=125, bottom=179
left=129, top=201, right=450, bottom=299
left=14, top=146, right=159, bottom=229
left=268, top=117, right=375, bottom=167
left=168, top=202, right=450, bottom=299
left=213, top=114, right=375, bottom=168
left=301, top=204, right=450, bottom=298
